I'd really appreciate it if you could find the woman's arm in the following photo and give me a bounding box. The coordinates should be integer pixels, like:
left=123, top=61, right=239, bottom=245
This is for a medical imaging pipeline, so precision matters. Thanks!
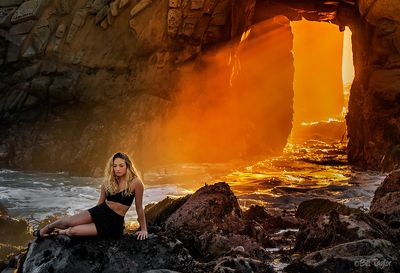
left=133, top=178, right=148, bottom=240
left=97, top=185, right=106, bottom=205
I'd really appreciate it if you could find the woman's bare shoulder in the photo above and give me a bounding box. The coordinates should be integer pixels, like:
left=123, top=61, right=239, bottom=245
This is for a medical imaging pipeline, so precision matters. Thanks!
left=130, top=177, right=144, bottom=191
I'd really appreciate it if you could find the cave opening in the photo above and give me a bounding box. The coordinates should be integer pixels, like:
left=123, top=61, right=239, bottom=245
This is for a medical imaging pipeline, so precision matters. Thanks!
left=289, top=20, right=355, bottom=144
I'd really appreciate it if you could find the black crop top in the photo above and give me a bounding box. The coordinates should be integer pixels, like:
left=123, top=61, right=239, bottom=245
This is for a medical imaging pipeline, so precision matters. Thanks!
left=106, top=191, right=135, bottom=206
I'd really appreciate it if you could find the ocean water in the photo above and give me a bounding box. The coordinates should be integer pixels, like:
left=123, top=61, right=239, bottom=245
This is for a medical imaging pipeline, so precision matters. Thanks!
left=0, top=140, right=387, bottom=228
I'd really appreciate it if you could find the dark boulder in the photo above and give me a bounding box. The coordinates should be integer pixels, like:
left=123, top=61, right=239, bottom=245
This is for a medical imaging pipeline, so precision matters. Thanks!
left=286, top=239, right=400, bottom=273
left=370, top=169, right=400, bottom=229
left=295, top=198, right=360, bottom=220
left=295, top=208, right=396, bottom=252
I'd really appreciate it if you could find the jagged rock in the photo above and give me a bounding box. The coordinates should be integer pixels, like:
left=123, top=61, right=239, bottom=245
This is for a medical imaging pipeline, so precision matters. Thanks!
left=286, top=239, right=400, bottom=273
left=0, top=215, right=31, bottom=246
left=10, top=0, right=44, bottom=24
left=0, top=7, right=16, bottom=28
left=165, top=182, right=242, bottom=232
left=22, top=234, right=197, bottom=273
left=0, top=202, right=7, bottom=216
left=295, top=198, right=360, bottom=220
left=9, top=20, right=36, bottom=35
left=17, top=233, right=275, bottom=273
left=144, top=195, right=191, bottom=228
left=370, top=169, right=400, bottom=229
left=295, top=209, right=396, bottom=252
left=244, top=205, right=303, bottom=230
left=130, top=0, right=152, bottom=17
left=0, top=0, right=23, bottom=7
left=205, top=256, right=274, bottom=273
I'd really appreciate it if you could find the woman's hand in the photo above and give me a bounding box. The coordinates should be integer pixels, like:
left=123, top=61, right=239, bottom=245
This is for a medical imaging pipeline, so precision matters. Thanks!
left=136, top=230, right=148, bottom=240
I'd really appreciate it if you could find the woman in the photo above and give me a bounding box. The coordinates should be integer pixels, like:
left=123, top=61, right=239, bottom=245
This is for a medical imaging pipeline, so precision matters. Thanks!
left=33, top=152, right=148, bottom=240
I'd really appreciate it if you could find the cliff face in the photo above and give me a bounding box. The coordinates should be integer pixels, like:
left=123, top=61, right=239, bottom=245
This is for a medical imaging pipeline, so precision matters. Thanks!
left=347, top=0, right=400, bottom=171
left=0, top=0, right=399, bottom=175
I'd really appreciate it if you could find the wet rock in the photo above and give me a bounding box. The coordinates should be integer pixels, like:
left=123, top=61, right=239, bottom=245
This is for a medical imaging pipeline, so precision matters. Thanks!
left=295, top=209, right=396, bottom=252
left=165, top=182, right=242, bottom=232
left=22, top=234, right=197, bottom=273
left=205, top=255, right=274, bottom=273
left=10, top=0, right=44, bottom=24
left=295, top=198, right=360, bottom=220
left=0, top=215, right=32, bottom=246
left=244, top=205, right=303, bottom=230
left=370, top=169, right=400, bottom=229
left=0, top=202, right=7, bottom=216
left=144, top=195, right=191, bottom=228
left=286, top=239, right=400, bottom=273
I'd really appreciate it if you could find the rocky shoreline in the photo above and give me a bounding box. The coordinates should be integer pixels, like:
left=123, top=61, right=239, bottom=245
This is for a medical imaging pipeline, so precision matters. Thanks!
left=1, top=169, right=400, bottom=272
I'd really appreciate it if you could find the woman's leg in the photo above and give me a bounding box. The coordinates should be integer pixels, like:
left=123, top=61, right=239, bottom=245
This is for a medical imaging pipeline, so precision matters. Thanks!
left=40, top=210, right=93, bottom=236
left=57, top=223, right=98, bottom=237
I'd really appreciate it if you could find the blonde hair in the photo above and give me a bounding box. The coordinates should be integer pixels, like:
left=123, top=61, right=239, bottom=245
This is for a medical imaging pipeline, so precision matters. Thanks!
left=103, top=152, right=141, bottom=196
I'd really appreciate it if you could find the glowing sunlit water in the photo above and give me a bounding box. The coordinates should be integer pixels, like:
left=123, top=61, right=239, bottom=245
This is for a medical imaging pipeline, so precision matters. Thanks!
left=0, top=140, right=386, bottom=228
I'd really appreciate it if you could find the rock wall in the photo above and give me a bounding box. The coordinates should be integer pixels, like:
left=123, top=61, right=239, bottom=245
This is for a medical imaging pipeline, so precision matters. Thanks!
left=0, top=0, right=295, bottom=175
left=346, top=0, right=400, bottom=171
left=1, top=0, right=400, bottom=175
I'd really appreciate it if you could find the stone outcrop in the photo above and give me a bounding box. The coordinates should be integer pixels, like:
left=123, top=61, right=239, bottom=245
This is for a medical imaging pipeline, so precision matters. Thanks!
left=3, top=179, right=400, bottom=272
left=287, top=239, right=400, bottom=273
left=370, top=169, right=400, bottom=229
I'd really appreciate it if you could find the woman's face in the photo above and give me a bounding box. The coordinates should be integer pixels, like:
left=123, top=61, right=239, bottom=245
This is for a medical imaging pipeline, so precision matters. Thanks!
left=113, top=158, right=127, bottom=177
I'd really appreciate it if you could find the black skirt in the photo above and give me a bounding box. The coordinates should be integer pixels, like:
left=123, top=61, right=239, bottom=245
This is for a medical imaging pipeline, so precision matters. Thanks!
left=88, top=202, right=125, bottom=239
